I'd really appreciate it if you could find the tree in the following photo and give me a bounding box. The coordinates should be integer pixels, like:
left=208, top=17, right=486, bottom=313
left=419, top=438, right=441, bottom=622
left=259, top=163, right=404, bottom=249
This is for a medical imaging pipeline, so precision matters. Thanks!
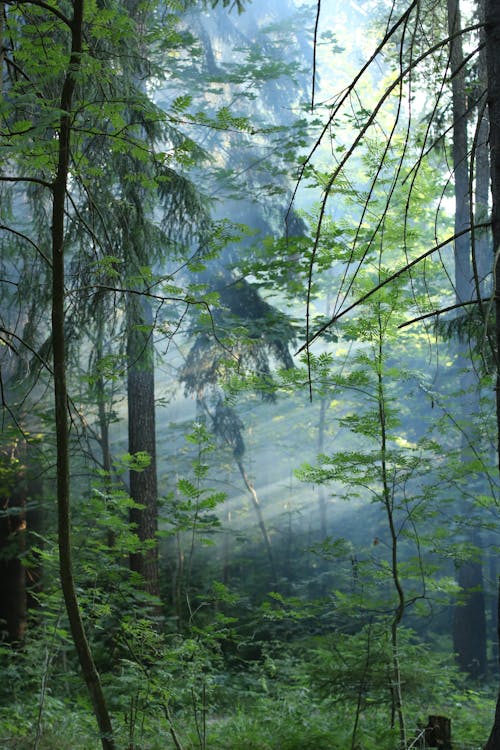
left=48, top=2, right=115, bottom=745
left=296, top=146, right=452, bottom=744
left=293, top=0, right=499, bottom=742
left=483, top=0, right=500, bottom=744
left=447, top=0, right=487, bottom=677
left=0, top=441, right=27, bottom=643
left=1, top=0, right=202, bottom=741
left=171, top=0, right=309, bottom=589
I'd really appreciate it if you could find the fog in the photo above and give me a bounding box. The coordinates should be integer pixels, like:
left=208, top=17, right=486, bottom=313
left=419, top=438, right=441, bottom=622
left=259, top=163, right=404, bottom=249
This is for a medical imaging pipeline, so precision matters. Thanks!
left=1, top=0, right=498, bottom=745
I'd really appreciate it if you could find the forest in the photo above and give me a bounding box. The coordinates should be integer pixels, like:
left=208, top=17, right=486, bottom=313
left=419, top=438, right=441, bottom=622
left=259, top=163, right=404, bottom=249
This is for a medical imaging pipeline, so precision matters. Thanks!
left=1, top=0, right=500, bottom=747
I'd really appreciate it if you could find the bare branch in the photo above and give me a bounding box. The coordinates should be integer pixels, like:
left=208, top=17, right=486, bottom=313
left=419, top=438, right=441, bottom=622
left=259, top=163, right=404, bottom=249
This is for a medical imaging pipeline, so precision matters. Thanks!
left=398, top=298, right=490, bottom=329
left=311, top=0, right=321, bottom=111
left=288, top=0, right=419, bottom=214
left=0, top=175, right=52, bottom=189
left=295, top=223, right=491, bottom=354
left=294, top=7, right=483, bottom=387
left=0, top=224, right=52, bottom=266
left=0, top=326, right=53, bottom=373
left=5, top=0, right=71, bottom=28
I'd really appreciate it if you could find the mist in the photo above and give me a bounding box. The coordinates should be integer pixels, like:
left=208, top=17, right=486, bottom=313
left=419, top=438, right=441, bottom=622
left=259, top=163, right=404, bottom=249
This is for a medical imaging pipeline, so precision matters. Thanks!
left=1, top=0, right=498, bottom=746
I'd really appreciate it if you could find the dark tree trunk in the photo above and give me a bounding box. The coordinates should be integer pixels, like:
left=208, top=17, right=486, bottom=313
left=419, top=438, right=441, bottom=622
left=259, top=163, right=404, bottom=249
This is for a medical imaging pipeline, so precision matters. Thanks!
left=489, top=549, right=499, bottom=667
left=51, top=2, right=115, bottom=746
left=127, top=293, right=160, bottom=600
left=484, top=0, right=500, bottom=745
left=0, top=443, right=44, bottom=638
left=25, top=467, right=44, bottom=613
left=447, top=0, right=488, bottom=677
left=447, top=0, right=472, bottom=305
left=453, top=549, right=487, bottom=676
left=486, top=581, right=500, bottom=750
left=0, top=450, right=26, bottom=643
left=474, top=0, right=491, bottom=298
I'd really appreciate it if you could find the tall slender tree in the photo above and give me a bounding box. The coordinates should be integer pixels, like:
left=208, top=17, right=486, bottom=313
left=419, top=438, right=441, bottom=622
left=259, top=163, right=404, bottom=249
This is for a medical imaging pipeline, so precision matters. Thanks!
left=295, top=0, right=499, bottom=740
left=0, top=0, right=208, bottom=739
left=484, top=0, right=500, bottom=743
left=49, top=2, right=115, bottom=745
left=447, top=0, right=488, bottom=677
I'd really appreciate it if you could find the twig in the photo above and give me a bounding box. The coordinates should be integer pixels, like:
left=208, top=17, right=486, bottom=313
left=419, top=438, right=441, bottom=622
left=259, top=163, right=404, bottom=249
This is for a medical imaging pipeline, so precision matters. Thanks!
left=311, top=0, right=321, bottom=111
left=295, top=223, right=490, bottom=353
left=398, top=297, right=490, bottom=328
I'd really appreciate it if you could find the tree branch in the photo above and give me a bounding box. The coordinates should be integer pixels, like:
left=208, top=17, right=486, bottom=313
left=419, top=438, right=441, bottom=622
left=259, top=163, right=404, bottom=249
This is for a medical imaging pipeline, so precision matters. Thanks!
left=295, top=223, right=491, bottom=353
left=5, top=0, right=71, bottom=28
left=0, top=175, right=52, bottom=189
left=0, top=224, right=52, bottom=266
left=398, top=298, right=490, bottom=329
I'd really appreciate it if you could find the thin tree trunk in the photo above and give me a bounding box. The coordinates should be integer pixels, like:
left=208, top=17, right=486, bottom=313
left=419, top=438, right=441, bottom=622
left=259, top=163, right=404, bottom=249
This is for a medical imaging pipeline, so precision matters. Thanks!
left=94, top=301, right=116, bottom=550
left=447, top=0, right=471, bottom=305
left=317, top=283, right=332, bottom=542
left=376, top=326, right=406, bottom=746
left=51, top=3, right=115, bottom=746
left=236, top=459, right=277, bottom=585
left=317, top=396, right=328, bottom=541
left=26, top=458, right=43, bottom=613
left=96, top=307, right=113, bottom=481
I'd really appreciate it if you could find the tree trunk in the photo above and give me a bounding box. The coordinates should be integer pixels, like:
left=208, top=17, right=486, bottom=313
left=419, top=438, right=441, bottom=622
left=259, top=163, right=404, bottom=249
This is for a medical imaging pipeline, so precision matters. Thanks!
left=447, top=0, right=488, bottom=677
left=0, top=447, right=26, bottom=644
left=236, top=459, right=277, bottom=586
left=25, top=460, right=44, bottom=613
left=127, top=292, right=160, bottom=600
left=486, top=581, right=500, bottom=750
left=317, top=396, right=328, bottom=542
left=453, top=546, right=487, bottom=676
left=447, top=0, right=471, bottom=305
left=484, top=0, right=500, bottom=744
left=474, top=0, right=491, bottom=299
left=51, top=2, right=115, bottom=746
left=94, top=299, right=117, bottom=550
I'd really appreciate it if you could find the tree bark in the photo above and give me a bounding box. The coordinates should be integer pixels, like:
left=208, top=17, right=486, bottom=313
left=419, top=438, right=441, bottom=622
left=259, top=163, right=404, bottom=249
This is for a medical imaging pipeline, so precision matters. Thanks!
left=51, top=2, right=115, bottom=747
left=447, top=0, right=472, bottom=304
left=452, top=543, right=487, bottom=676
left=447, top=0, right=488, bottom=677
left=474, top=0, right=492, bottom=299
left=25, top=463, right=44, bottom=614
left=127, top=292, right=160, bottom=600
left=484, top=0, right=500, bottom=745
left=0, top=447, right=26, bottom=644
left=94, top=299, right=117, bottom=550
left=485, top=581, right=500, bottom=750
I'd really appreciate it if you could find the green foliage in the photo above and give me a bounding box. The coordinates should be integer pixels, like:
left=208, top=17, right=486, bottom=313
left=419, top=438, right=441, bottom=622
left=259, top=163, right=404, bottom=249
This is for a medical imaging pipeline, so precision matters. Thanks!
left=211, top=0, right=247, bottom=14
left=1, top=0, right=498, bottom=748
